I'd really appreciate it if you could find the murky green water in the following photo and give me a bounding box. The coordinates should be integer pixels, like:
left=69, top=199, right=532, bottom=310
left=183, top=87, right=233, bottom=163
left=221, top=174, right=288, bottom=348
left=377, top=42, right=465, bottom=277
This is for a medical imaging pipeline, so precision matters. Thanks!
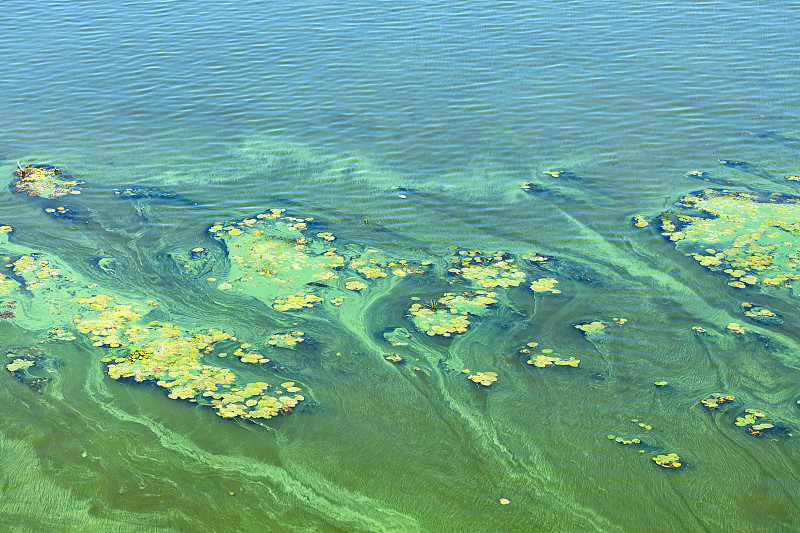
left=1, top=1, right=800, bottom=531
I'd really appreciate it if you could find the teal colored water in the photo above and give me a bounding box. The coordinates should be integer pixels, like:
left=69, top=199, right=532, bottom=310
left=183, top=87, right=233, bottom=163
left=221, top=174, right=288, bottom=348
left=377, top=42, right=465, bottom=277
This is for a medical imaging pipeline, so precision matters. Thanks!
left=1, top=1, right=800, bottom=531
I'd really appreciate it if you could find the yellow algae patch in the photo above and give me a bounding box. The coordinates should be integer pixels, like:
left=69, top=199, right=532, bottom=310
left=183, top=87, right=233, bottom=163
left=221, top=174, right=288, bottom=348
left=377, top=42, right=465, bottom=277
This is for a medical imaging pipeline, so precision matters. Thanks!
left=726, top=322, right=745, bottom=334
left=468, top=371, right=498, bottom=386
left=529, top=278, right=560, bottom=294
left=273, top=292, right=324, bottom=311
left=438, top=290, right=497, bottom=315
left=692, top=326, right=706, bottom=333
left=12, top=256, right=61, bottom=290
left=0, top=273, right=16, bottom=295
left=701, top=393, right=735, bottom=409
left=448, top=251, right=526, bottom=289
left=0, top=225, right=12, bottom=234
left=11, top=164, right=83, bottom=198
left=408, top=304, right=469, bottom=337
left=656, top=190, right=800, bottom=293
left=575, top=321, right=607, bottom=334
left=652, top=453, right=682, bottom=468
left=612, top=317, right=627, bottom=325
left=267, top=331, right=305, bottom=348
left=357, top=266, right=387, bottom=279
left=345, top=280, right=367, bottom=291
left=6, top=358, right=34, bottom=372
left=527, top=353, right=580, bottom=368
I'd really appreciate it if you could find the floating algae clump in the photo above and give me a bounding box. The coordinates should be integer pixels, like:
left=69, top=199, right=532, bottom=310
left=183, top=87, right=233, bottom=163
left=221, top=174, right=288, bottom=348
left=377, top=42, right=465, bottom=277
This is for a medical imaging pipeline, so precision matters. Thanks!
left=740, top=302, right=783, bottom=325
left=529, top=278, right=560, bottom=294
left=467, top=371, right=498, bottom=386
left=734, top=409, right=779, bottom=436
left=523, top=344, right=580, bottom=368
left=273, top=292, right=324, bottom=311
left=438, top=290, right=497, bottom=315
left=701, top=393, right=735, bottom=409
left=207, top=209, right=345, bottom=307
left=1, top=228, right=305, bottom=425
left=407, top=290, right=499, bottom=337
left=106, top=324, right=302, bottom=420
left=408, top=304, right=470, bottom=337
left=575, top=321, right=607, bottom=334
left=6, top=358, right=34, bottom=372
left=654, top=190, right=800, bottom=292
left=652, top=453, right=682, bottom=468
left=448, top=251, right=526, bottom=288
left=11, top=164, right=83, bottom=198
left=267, top=331, right=305, bottom=348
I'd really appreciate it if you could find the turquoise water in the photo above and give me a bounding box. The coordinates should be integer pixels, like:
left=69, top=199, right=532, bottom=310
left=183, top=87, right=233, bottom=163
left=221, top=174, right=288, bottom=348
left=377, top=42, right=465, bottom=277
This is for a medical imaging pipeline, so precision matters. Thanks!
left=1, top=1, right=800, bottom=531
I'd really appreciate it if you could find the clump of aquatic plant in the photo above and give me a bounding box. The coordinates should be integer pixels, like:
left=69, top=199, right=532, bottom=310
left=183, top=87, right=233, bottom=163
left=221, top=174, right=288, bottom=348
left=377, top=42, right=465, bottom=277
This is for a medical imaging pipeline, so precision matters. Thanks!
left=701, top=393, right=735, bottom=409
left=632, top=215, right=649, bottom=228
left=467, top=371, right=498, bottom=386
left=0, top=225, right=12, bottom=234
left=652, top=453, right=682, bottom=468
left=654, top=381, right=668, bottom=387
left=11, top=163, right=83, bottom=198
left=384, top=354, right=403, bottom=363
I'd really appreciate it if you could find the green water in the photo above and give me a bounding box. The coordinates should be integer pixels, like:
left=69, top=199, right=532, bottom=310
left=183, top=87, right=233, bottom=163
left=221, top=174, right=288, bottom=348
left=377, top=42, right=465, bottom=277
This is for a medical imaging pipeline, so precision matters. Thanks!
left=2, top=1, right=800, bottom=531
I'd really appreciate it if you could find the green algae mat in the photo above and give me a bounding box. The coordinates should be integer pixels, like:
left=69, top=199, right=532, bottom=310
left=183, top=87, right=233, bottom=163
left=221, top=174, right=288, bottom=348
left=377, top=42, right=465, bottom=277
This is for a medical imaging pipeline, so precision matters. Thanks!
left=4, top=162, right=800, bottom=532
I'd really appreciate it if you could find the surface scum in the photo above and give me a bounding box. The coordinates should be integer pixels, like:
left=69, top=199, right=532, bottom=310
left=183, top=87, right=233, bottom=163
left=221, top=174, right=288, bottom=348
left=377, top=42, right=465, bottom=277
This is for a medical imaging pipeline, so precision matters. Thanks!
left=3, top=166, right=799, bottom=466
